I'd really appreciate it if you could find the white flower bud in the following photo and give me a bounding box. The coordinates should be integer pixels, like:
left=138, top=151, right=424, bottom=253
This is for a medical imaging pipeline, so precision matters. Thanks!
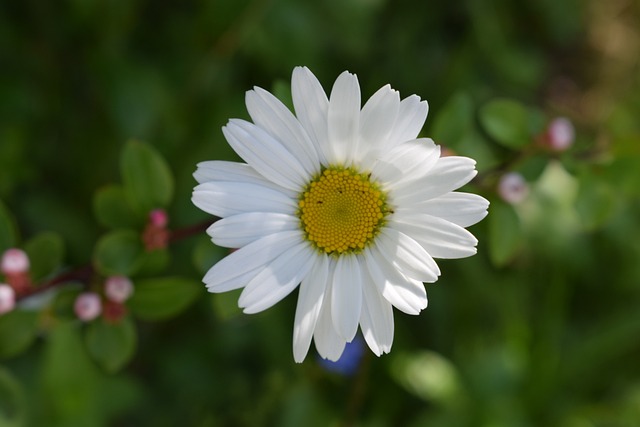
left=1, top=248, right=30, bottom=275
left=498, top=172, right=529, bottom=204
left=74, top=292, right=102, bottom=321
left=104, top=276, right=134, bottom=303
left=0, top=284, right=15, bottom=315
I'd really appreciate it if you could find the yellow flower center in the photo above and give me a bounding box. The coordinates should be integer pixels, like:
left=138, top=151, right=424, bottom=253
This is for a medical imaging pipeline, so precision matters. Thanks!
left=298, top=167, right=389, bottom=254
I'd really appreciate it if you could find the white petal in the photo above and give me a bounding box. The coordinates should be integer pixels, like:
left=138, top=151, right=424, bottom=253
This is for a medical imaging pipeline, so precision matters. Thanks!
left=193, top=160, right=297, bottom=198
left=293, top=254, right=329, bottom=363
left=387, top=95, right=429, bottom=146
left=331, top=255, right=363, bottom=342
left=378, top=228, right=440, bottom=283
left=203, top=230, right=302, bottom=292
left=208, top=212, right=299, bottom=248
left=192, top=181, right=296, bottom=218
left=313, top=261, right=347, bottom=361
left=364, top=246, right=427, bottom=315
left=291, top=66, right=330, bottom=165
left=223, top=120, right=309, bottom=191
left=393, top=156, right=478, bottom=205
left=371, top=139, right=440, bottom=188
left=328, top=71, right=360, bottom=165
left=391, top=212, right=479, bottom=259
left=360, top=274, right=394, bottom=356
left=239, top=243, right=316, bottom=314
left=419, top=192, right=490, bottom=227
left=355, top=84, right=400, bottom=164
left=246, top=87, right=321, bottom=175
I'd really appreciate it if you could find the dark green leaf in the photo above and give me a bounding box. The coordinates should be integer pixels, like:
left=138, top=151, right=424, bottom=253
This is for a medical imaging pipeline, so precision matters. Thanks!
left=575, top=171, right=616, bottom=231
left=85, top=317, right=137, bottom=373
left=23, top=232, right=65, bottom=282
left=93, top=185, right=142, bottom=229
left=0, top=310, right=39, bottom=359
left=488, top=200, right=523, bottom=267
left=120, top=140, right=174, bottom=215
left=0, top=366, right=26, bottom=427
left=94, top=230, right=143, bottom=276
left=129, top=277, right=201, bottom=321
left=479, top=98, right=530, bottom=148
left=0, top=200, right=18, bottom=252
left=136, top=248, right=170, bottom=276
left=431, top=92, right=474, bottom=147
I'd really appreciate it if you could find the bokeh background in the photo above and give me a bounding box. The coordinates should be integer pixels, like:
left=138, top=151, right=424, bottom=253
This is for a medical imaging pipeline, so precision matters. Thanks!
left=1, top=0, right=640, bottom=426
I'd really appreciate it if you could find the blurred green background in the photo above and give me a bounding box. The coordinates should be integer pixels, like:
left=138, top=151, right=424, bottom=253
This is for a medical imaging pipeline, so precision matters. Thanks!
left=1, top=0, right=640, bottom=426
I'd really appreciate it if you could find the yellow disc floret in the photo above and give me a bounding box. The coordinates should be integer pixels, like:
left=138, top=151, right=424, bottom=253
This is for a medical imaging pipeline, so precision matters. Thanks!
left=298, top=167, right=389, bottom=255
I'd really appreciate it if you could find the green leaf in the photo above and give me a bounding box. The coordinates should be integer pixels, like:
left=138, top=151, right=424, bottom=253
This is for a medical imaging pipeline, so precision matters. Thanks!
left=431, top=92, right=474, bottom=147
left=479, top=98, right=530, bottom=148
left=23, top=232, right=65, bottom=281
left=42, top=321, right=101, bottom=425
left=211, top=290, right=242, bottom=320
left=93, top=185, right=142, bottom=229
left=0, top=367, right=27, bottom=427
left=120, top=140, right=174, bottom=215
left=0, top=199, right=18, bottom=252
left=488, top=200, right=523, bottom=267
left=129, top=277, right=201, bottom=321
left=136, top=248, right=170, bottom=275
left=390, top=351, right=464, bottom=406
left=575, top=171, right=616, bottom=231
left=0, top=310, right=39, bottom=359
left=85, top=317, right=137, bottom=373
left=94, top=230, right=143, bottom=276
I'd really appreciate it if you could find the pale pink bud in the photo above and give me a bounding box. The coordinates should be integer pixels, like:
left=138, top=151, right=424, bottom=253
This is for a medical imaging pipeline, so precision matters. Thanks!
left=74, top=292, right=102, bottom=321
left=104, top=276, right=134, bottom=303
left=0, top=284, right=16, bottom=315
left=547, top=117, right=575, bottom=151
left=1, top=248, right=30, bottom=275
left=498, top=172, right=529, bottom=204
left=149, top=209, right=168, bottom=228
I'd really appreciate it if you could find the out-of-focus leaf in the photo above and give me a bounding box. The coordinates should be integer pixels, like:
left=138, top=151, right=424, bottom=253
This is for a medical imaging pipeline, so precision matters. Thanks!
left=192, top=237, right=227, bottom=275
left=479, top=98, right=530, bottom=148
left=431, top=92, right=474, bottom=147
left=42, top=321, right=101, bottom=425
left=517, top=155, right=548, bottom=181
left=23, top=232, right=65, bottom=281
left=211, top=290, right=242, bottom=320
left=488, top=199, right=523, bottom=267
left=0, top=367, right=26, bottom=427
left=120, top=140, right=174, bottom=215
left=575, top=170, right=616, bottom=230
left=390, top=351, right=464, bottom=407
left=128, top=277, right=201, bottom=321
left=136, top=248, right=170, bottom=276
left=85, top=317, right=137, bottom=373
left=94, top=230, right=143, bottom=276
left=0, top=200, right=18, bottom=252
left=0, top=310, right=39, bottom=359
left=93, top=185, right=142, bottom=229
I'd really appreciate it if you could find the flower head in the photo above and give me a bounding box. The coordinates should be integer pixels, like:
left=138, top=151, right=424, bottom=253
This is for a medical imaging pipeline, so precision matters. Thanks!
left=193, top=67, right=489, bottom=362
left=546, top=117, right=575, bottom=151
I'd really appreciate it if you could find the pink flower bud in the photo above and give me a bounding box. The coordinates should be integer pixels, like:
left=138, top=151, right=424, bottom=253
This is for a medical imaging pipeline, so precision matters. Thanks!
left=0, top=284, right=15, bottom=315
left=149, top=209, right=168, bottom=228
left=74, top=292, right=102, bottom=321
left=498, top=172, right=529, bottom=205
left=1, top=248, right=30, bottom=275
left=104, top=276, right=134, bottom=303
left=547, top=117, right=575, bottom=151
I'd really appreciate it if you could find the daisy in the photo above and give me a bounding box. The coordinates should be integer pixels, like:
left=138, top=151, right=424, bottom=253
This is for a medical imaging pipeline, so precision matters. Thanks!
left=192, top=67, right=489, bottom=362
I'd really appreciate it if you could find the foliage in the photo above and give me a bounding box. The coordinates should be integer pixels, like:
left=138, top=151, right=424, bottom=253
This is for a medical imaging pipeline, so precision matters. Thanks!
left=1, top=0, right=640, bottom=426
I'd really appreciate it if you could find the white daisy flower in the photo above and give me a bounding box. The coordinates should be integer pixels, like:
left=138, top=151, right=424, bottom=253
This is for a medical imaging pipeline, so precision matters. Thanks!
left=192, top=67, right=489, bottom=362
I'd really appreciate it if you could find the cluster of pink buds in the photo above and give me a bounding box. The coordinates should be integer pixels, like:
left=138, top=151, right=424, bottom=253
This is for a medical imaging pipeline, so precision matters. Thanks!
left=142, top=208, right=170, bottom=251
left=0, top=248, right=32, bottom=315
left=1, top=248, right=31, bottom=295
left=74, top=275, right=134, bottom=323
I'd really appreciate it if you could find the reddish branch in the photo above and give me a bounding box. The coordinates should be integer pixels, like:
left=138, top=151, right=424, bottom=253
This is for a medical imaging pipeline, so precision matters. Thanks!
left=15, top=218, right=217, bottom=302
